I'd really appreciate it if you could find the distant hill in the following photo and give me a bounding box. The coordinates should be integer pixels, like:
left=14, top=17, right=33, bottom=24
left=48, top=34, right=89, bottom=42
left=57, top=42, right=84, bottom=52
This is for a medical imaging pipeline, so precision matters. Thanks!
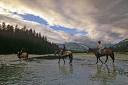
left=74, top=41, right=112, bottom=49
left=58, top=41, right=114, bottom=52
left=113, top=39, right=128, bottom=52
left=58, top=42, right=89, bottom=52
left=80, top=42, right=113, bottom=49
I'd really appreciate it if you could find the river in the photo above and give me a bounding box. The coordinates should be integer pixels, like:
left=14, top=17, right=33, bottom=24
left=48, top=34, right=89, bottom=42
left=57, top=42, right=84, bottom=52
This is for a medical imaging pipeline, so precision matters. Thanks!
left=0, top=53, right=128, bottom=85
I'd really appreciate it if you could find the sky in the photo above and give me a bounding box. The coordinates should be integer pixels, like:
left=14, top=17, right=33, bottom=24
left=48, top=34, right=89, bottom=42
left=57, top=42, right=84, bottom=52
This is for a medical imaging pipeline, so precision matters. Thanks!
left=0, top=0, right=128, bottom=44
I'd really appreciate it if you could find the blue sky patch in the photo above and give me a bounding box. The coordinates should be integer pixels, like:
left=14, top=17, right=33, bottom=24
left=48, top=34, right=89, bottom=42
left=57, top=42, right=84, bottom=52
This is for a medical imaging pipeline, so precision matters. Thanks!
left=14, top=13, right=48, bottom=25
left=13, top=12, right=86, bottom=36
left=50, top=25, right=87, bottom=35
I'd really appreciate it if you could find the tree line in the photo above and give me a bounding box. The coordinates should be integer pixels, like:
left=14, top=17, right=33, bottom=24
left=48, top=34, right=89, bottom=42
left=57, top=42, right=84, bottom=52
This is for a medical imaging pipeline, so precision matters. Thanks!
left=0, top=22, right=59, bottom=54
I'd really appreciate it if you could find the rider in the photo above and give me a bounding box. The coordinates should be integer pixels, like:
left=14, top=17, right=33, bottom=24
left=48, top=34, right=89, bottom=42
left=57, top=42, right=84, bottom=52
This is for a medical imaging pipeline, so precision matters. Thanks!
left=97, top=41, right=104, bottom=54
left=17, top=48, right=24, bottom=58
left=20, top=48, right=24, bottom=54
left=62, top=44, right=66, bottom=55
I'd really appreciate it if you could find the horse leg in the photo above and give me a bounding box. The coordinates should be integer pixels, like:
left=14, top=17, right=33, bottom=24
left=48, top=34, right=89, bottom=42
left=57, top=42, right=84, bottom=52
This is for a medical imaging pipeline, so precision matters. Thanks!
left=69, top=55, right=72, bottom=64
left=58, top=56, right=60, bottom=63
left=69, top=54, right=73, bottom=64
left=96, top=56, right=98, bottom=64
left=62, top=56, right=65, bottom=64
left=63, top=58, right=65, bottom=64
left=99, top=57, right=103, bottom=64
left=110, top=53, right=115, bottom=63
left=70, top=54, right=73, bottom=64
left=105, top=55, right=108, bottom=64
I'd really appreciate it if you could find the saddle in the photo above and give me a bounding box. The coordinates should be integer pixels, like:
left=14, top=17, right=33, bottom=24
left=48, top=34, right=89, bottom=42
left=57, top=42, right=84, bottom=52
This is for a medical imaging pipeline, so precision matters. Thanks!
left=98, top=49, right=105, bottom=55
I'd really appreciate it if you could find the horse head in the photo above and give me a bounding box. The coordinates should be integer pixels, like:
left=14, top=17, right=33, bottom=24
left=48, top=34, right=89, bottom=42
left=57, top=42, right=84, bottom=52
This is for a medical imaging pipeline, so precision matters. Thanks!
left=17, top=51, right=21, bottom=59
left=89, top=48, right=98, bottom=54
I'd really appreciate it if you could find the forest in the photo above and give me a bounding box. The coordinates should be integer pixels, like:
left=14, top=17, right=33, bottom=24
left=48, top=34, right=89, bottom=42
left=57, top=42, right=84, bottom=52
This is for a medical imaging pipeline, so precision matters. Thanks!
left=0, top=22, right=59, bottom=54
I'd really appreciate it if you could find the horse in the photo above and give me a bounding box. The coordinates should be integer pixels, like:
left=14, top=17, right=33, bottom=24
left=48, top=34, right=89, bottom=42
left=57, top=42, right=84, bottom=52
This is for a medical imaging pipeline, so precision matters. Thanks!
left=17, top=52, right=28, bottom=60
left=90, top=48, right=115, bottom=64
left=56, top=50, right=73, bottom=64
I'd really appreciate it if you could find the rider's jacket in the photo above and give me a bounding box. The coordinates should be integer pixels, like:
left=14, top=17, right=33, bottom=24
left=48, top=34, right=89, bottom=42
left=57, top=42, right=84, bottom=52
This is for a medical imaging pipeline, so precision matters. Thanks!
left=97, top=43, right=104, bottom=49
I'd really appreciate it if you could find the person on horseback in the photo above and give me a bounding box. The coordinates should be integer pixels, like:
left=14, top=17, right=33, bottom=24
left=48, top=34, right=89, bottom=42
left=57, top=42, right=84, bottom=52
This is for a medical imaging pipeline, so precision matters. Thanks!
left=97, top=41, right=104, bottom=54
left=61, top=44, right=66, bottom=55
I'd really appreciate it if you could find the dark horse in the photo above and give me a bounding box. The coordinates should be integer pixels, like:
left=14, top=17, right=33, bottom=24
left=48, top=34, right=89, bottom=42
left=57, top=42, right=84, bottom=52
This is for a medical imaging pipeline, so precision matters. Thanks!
left=54, top=50, right=73, bottom=64
left=91, top=48, right=115, bottom=64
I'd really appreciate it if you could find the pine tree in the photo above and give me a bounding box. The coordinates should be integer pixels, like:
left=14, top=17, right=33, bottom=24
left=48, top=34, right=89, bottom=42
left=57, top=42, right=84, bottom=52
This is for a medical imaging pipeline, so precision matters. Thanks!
left=0, top=22, right=59, bottom=54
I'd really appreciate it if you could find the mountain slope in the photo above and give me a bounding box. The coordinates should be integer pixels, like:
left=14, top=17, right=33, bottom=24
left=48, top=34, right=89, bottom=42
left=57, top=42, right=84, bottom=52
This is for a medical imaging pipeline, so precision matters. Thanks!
left=113, top=39, right=128, bottom=52
left=58, top=42, right=89, bottom=52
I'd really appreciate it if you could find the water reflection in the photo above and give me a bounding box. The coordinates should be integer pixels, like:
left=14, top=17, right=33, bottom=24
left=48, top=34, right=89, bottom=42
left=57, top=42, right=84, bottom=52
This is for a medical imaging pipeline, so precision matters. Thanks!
left=91, top=64, right=117, bottom=85
left=1, top=54, right=128, bottom=85
left=0, top=63, right=26, bottom=85
left=58, top=64, right=73, bottom=75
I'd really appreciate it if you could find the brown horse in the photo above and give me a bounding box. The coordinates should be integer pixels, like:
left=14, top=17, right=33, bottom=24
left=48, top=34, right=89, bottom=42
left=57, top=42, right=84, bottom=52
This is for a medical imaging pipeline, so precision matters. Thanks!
left=91, top=48, right=115, bottom=64
left=56, top=50, right=73, bottom=64
left=17, top=52, right=28, bottom=60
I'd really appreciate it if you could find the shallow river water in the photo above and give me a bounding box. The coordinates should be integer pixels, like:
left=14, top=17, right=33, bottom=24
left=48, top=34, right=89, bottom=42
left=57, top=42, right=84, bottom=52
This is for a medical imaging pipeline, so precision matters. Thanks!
left=0, top=53, right=128, bottom=85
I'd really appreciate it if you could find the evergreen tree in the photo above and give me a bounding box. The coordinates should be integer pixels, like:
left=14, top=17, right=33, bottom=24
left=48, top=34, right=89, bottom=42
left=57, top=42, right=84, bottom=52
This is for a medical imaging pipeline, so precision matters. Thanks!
left=0, top=22, right=59, bottom=54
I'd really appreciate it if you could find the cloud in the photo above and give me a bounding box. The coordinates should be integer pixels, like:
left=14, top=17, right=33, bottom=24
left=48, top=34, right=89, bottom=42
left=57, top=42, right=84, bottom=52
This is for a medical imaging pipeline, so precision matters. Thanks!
left=0, top=14, right=72, bottom=43
left=0, top=0, right=128, bottom=44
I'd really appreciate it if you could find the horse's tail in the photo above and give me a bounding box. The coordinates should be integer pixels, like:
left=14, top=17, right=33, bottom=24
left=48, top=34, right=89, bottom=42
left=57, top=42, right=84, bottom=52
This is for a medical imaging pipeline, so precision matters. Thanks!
left=71, top=53, right=73, bottom=58
left=111, top=51, right=115, bottom=62
left=26, top=52, right=29, bottom=59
